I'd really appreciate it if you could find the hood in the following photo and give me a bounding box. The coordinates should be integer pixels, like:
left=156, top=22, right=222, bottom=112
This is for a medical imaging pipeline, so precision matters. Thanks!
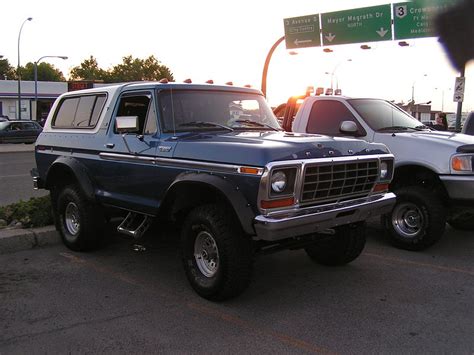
left=394, top=130, right=474, bottom=149
left=172, top=131, right=389, bottom=166
left=374, top=130, right=474, bottom=173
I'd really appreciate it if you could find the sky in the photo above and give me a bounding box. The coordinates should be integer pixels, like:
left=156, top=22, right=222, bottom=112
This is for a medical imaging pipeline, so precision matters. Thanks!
left=1, top=0, right=472, bottom=113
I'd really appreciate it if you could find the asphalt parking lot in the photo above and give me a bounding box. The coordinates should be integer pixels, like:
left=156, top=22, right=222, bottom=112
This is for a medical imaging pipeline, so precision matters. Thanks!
left=1, top=221, right=472, bottom=354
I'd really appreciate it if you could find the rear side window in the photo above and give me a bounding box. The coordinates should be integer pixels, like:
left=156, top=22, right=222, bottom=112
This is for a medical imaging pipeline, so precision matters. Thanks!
left=52, top=94, right=107, bottom=128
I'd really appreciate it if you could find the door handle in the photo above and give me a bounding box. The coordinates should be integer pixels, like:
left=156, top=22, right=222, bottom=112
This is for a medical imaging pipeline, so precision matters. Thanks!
left=105, top=143, right=115, bottom=149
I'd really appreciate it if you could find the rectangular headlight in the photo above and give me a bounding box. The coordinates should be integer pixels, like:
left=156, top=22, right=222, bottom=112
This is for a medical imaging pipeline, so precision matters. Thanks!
left=379, top=158, right=394, bottom=182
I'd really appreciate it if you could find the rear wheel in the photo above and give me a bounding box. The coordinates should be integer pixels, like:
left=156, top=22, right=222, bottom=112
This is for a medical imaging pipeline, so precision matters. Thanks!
left=181, top=204, right=253, bottom=301
left=304, top=223, right=366, bottom=266
left=54, top=184, right=105, bottom=251
left=385, top=186, right=446, bottom=251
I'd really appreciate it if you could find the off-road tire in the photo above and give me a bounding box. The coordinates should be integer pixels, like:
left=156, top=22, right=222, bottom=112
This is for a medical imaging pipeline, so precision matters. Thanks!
left=54, top=185, right=105, bottom=251
left=385, top=186, right=446, bottom=251
left=181, top=204, right=253, bottom=301
left=447, top=213, right=474, bottom=231
left=304, top=223, right=366, bottom=266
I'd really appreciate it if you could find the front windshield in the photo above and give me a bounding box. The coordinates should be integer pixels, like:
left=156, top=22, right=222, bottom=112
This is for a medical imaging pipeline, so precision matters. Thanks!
left=158, top=90, right=280, bottom=132
left=349, top=99, right=426, bottom=131
left=0, top=122, right=9, bottom=130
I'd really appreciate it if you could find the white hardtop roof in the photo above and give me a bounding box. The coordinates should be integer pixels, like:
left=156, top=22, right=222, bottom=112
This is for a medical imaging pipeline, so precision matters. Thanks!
left=60, top=82, right=262, bottom=97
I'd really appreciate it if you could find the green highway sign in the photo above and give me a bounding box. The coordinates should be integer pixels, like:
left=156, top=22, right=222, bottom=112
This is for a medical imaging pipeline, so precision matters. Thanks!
left=321, top=5, right=392, bottom=46
left=393, top=0, right=455, bottom=40
left=283, top=14, right=321, bottom=49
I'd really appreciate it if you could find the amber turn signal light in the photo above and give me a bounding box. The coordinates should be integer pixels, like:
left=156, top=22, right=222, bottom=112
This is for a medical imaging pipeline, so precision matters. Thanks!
left=261, top=197, right=295, bottom=209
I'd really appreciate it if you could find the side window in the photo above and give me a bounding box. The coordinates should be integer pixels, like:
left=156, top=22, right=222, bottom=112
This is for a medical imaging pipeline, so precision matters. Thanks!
left=90, top=95, right=106, bottom=127
left=306, top=100, right=362, bottom=136
left=115, top=93, right=152, bottom=134
left=23, top=122, right=35, bottom=129
left=52, top=94, right=106, bottom=129
left=53, top=97, right=79, bottom=128
left=10, top=123, right=22, bottom=131
left=74, top=96, right=96, bottom=127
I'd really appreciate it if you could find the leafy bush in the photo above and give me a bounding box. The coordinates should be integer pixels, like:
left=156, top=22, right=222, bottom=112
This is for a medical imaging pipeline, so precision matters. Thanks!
left=0, top=195, right=53, bottom=228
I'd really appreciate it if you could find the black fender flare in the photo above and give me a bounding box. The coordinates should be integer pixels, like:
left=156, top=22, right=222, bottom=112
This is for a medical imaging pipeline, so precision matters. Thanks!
left=166, top=172, right=256, bottom=235
left=46, top=156, right=95, bottom=200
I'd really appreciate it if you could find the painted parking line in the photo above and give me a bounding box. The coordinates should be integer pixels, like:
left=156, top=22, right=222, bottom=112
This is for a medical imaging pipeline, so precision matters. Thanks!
left=365, top=253, right=474, bottom=276
left=187, top=302, right=335, bottom=355
left=0, top=174, right=31, bottom=179
left=60, top=252, right=334, bottom=354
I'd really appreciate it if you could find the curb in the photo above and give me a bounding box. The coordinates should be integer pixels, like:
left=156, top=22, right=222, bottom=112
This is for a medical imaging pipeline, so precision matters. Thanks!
left=0, top=225, right=60, bottom=254
left=0, top=143, right=35, bottom=153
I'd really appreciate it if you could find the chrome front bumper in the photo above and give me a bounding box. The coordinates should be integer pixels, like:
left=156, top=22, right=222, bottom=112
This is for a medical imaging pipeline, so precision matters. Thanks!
left=254, top=192, right=396, bottom=241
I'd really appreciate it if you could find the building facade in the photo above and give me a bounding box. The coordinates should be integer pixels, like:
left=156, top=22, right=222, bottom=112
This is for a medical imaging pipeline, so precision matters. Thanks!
left=0, top=80, right=67, bottom=121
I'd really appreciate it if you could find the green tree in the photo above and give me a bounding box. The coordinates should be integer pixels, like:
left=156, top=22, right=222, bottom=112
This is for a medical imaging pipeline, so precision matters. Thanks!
left=107, top=55, right=174, bottom=83
left=69, top=56, right=107, bottom=81
left=21, top=62, right=65, bottom=82
left=0, top=58, right=17, bottom=80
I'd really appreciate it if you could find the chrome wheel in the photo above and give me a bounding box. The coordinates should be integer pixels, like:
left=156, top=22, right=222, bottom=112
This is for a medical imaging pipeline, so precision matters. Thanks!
left=194, top=231, right=219, bottom=278
left=65, top=202, right=80, bottom=236
left=392, top=202, right=424, bottom=238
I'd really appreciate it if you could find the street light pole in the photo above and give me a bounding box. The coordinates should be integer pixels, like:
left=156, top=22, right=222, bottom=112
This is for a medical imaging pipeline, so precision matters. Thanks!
left=34, top=55, right=68, bottom=120
left=411, top=73, right=427, bottom=103
left=328, top=58, right=352, bottom=90
left=261, top=35, right=285, bottom=98
left=17, top=17, right=33, bottom=120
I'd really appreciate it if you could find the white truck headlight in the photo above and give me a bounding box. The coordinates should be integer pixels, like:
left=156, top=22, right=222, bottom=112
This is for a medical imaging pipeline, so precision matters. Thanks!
left=378, top=159, right=393, bottom=181
left=380, top=161, right=389, bottom=179
left=271, top=171, right=287, bottom=193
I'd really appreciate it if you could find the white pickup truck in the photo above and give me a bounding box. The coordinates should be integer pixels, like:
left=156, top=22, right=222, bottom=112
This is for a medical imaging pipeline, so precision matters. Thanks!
left=283, top=95, right=474, bottom=251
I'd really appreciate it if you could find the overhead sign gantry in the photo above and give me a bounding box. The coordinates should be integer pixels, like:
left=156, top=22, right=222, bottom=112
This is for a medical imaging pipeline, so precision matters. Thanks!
left=283, top=0, right=456, bottom=49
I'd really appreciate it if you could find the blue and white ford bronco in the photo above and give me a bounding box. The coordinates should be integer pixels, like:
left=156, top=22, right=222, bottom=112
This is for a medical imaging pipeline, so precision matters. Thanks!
left=32, top=82, right=395, bottom=300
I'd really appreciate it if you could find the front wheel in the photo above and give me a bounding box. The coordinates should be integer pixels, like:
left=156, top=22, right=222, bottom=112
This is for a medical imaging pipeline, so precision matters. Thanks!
left=304, top=223, right=366, bottom=266
left=181, top=204, right=253, bottom=301
left=384, top=186, right=446, bottom=251
left=54, top=185, right=105, bottom=251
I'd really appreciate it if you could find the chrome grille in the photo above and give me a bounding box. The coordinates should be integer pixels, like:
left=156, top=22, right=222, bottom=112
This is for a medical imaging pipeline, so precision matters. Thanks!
left=301, top=160, right=379, bottom=204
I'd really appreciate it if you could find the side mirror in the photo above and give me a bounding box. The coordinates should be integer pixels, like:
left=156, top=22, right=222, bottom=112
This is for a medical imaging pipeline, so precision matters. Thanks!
left=116, top=116, right=139, bottom=134
left=340, top=120, right=360, bottom=136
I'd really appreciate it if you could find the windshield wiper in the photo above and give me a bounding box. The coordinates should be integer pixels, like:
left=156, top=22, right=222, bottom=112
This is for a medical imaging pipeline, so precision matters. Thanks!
left=377, top=126, right=424, bottom=132
left=179, top=121, right=233, bottom=132
left=414, top=125, right=430, bottom=130
left=233, top=119, right=280, bottom=131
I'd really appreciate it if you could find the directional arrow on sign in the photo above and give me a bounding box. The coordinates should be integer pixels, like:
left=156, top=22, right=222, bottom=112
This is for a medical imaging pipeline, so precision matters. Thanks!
left=284, top=14, right=321, bottom=49
left=294, top=39, right=313, bottom=46
left=376, top=27, right=388, bottom=37
left=325, top=33, right=336, bottom=42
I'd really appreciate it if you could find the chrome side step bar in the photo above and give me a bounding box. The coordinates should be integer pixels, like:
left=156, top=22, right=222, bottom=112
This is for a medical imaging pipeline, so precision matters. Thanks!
left=117, top=212, right=152, bottom=239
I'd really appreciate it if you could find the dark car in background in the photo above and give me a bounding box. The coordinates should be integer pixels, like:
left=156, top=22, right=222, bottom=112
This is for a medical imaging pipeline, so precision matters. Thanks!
left=0, top=115, right=10, bottom=122
left=0, top=120, right=43, bottom=144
